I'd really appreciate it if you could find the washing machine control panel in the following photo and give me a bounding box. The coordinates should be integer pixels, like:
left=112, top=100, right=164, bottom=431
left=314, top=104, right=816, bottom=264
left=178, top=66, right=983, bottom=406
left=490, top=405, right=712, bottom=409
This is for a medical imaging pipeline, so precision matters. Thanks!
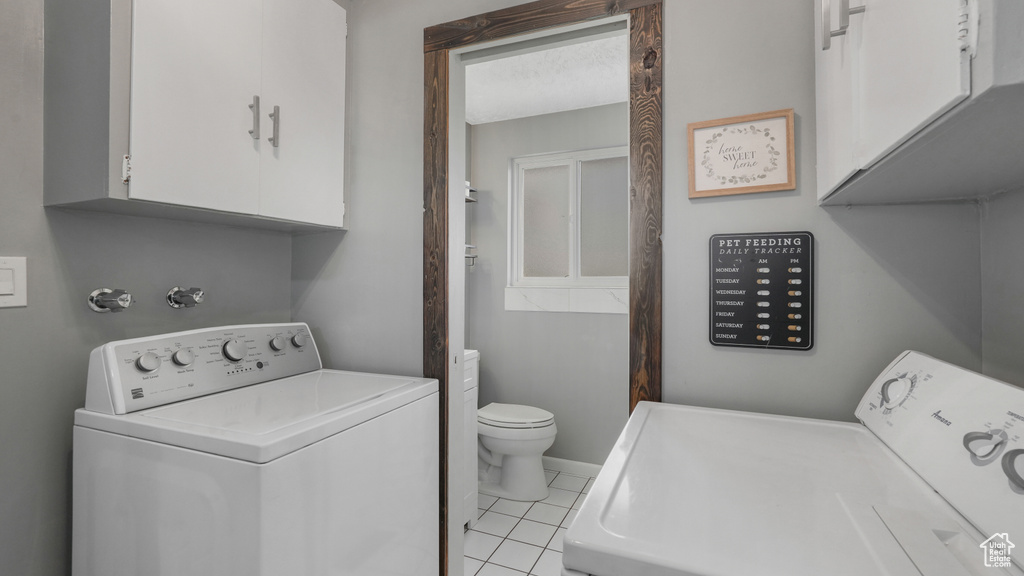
left=855, top=351, right=1024, bottom=545
left=84, top=323, right=322, bottom=415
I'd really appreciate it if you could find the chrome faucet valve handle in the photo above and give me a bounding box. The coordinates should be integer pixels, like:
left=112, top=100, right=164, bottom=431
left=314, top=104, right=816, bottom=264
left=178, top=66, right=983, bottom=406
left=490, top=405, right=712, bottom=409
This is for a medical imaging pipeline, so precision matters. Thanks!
left=167, top=286, right=205, bottom=309
left=88, top=288, right=133, bottom=313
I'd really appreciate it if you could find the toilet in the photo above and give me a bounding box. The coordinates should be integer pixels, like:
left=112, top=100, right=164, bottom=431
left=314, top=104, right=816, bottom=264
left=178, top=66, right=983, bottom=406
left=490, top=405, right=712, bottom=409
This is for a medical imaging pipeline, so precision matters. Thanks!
left=477, top=402, right=557, bottom=501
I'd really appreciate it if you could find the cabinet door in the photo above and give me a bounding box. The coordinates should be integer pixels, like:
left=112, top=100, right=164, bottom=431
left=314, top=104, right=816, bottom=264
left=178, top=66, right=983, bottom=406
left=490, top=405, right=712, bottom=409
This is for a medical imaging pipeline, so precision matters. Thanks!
left=855, top=0, right=970, bottom=169
left=128, top=0, right=262, bottom=214
left=259, top=0, right=347, bottom=227
left=815, top=0, right=860, bottom=199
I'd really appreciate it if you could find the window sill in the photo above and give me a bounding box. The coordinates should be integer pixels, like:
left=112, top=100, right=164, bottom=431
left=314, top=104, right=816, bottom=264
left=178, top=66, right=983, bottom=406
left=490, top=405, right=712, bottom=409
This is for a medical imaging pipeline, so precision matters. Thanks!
left=504, top=286, right=627, bottom=314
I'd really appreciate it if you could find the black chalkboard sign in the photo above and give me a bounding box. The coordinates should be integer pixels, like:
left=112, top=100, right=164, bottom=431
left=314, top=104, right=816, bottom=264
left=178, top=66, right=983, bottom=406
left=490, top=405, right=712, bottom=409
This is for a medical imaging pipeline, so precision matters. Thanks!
left=709, top=232, right=814, bottom=350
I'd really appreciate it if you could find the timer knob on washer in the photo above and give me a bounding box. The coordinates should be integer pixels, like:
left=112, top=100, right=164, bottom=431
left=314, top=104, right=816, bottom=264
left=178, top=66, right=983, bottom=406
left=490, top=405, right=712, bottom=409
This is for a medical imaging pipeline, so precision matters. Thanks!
left=291, top=333, right=309, bottom=348
left=222, top=339, right=248, bottom=362
left=135, top=352, right=162, bottom=373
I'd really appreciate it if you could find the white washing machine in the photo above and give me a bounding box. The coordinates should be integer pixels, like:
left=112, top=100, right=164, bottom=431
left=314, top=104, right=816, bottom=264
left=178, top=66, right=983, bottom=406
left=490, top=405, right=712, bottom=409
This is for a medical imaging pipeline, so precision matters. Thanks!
left=563, top=351, right=1024, bottom=576
left=72, top=323, right=438, bottom=576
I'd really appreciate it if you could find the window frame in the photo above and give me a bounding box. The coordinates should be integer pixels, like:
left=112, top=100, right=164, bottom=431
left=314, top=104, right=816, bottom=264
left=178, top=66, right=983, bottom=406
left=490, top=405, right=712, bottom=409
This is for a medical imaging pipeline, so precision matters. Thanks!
left=508, top=146, right=629, bottom=290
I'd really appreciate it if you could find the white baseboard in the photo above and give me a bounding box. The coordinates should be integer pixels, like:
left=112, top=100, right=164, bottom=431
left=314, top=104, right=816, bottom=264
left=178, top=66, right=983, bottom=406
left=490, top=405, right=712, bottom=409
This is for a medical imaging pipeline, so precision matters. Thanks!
left=542, top=456, right=602, bottom=478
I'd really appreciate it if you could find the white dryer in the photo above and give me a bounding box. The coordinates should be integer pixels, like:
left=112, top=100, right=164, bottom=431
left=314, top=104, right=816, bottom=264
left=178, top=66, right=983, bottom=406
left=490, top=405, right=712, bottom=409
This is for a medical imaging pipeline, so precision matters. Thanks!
left=563, top=351, right=1024, bottom=576
left=72, top=323, right=438, bottom=576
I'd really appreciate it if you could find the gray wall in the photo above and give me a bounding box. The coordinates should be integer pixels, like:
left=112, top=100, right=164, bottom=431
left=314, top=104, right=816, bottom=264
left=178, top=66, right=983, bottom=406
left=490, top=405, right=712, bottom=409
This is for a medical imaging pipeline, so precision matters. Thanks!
left=4, top=0, right=1019, bottom=573
left=982, top=191, right=1024, bottom=383
left=467, top=104, right=629, bottom=465
left=1, top=2, right=293, bottom=574
left=661, top=0, right=983, bottom=420
left=295, top=0, right=986, bottom=470
left=291, top=0, right=522, bottom=374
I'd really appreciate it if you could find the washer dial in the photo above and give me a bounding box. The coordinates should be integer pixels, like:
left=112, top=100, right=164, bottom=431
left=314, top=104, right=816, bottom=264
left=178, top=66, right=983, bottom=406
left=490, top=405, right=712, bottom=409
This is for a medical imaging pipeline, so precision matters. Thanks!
left=171, top=348, right=195, bottom=367
left=135, top=352, right=162, bottom=373
left=269, top=336, right=286, bottom=352
left=291, top=333, right=308, bottom=348
left=222, top=339, right=248, bottom=362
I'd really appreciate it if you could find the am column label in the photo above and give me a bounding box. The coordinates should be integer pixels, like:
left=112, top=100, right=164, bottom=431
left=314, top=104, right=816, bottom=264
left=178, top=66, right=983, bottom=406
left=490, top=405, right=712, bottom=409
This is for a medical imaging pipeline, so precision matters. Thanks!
left=709, top=232, right=814, bottom=350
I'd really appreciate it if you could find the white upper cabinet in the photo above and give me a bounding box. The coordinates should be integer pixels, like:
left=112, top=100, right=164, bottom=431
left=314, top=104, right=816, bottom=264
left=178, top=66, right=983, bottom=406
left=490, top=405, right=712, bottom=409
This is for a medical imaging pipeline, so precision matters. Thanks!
left=44, top=0, right=347, bottom=231
left=129, top=0, right=264, bottom=216
left=815, top=0, right=972, bottom=202
left=853, top=0, right=969, bottom=170
left=259, top=0, right=347, bottom=227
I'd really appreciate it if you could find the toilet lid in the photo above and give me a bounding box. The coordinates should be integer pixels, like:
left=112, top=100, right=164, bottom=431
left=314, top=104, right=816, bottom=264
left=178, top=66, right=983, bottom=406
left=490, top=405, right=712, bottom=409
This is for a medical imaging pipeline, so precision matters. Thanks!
left=478, top=403, right=554, bottom=429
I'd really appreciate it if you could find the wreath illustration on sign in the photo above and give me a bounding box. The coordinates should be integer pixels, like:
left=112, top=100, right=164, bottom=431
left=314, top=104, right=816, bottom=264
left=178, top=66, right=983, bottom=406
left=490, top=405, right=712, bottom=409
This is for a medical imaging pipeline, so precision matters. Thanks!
left=700, top=125, right=781, bottom=186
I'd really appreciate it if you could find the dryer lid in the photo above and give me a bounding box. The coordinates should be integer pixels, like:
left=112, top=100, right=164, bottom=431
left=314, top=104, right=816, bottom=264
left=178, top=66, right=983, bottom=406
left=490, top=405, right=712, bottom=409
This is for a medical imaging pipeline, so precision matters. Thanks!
left=478, top=402, right=554, bottom=428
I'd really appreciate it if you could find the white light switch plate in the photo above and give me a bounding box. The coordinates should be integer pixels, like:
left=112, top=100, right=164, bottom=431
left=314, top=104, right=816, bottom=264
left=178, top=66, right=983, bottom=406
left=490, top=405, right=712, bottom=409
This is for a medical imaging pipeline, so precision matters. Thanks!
left=0, top=257, right=27, bottom=308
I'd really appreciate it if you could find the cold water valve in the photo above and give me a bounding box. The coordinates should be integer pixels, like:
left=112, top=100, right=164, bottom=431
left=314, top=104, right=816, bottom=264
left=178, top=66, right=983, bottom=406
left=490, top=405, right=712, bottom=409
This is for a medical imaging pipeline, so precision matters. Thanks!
left=167, top=286, right=205, bottom=309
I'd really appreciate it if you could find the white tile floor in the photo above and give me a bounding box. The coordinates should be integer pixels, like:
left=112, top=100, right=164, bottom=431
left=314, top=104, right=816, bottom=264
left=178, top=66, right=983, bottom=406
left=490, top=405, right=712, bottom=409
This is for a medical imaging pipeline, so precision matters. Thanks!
left=464, top=469, right=597, bottom=576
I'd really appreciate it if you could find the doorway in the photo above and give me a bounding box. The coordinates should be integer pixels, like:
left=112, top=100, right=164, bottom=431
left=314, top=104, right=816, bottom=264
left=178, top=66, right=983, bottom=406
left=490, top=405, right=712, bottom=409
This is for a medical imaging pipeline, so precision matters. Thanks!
left=423, top=1, right=663, bottom=573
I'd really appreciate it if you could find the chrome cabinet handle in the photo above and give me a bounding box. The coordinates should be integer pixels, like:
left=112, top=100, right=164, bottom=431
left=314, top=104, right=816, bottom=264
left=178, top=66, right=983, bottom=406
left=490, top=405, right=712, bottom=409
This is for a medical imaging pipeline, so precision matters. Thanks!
left=248, top=95, right=260, bottom=140
left=268, top=105, right=280, bottom=148
left=822, top=0, right=866, bottom=50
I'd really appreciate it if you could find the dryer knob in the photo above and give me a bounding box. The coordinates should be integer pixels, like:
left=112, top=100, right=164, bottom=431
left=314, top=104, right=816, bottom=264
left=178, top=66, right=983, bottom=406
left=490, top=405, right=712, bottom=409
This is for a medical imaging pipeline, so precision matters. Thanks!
left=1003, top=449, right=1024, bottom=492
left=963, top=430, right=1007, bottom=461
left=222, top=339, right=248, bottom=362
left=880, top=377, right=911, bottom=409
left=291, top=333, right=309, bottom=348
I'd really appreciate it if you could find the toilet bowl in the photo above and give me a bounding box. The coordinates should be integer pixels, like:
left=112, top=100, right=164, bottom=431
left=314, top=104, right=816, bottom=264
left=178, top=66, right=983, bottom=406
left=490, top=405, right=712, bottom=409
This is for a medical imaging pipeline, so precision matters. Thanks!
left=477, top=402, right=557, bottom=501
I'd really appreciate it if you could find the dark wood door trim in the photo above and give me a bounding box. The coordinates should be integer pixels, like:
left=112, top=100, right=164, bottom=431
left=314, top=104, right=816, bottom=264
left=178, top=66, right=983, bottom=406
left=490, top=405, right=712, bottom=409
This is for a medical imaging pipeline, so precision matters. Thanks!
left=423, top=47, right=450, bottom=576
left=424, top=2, right=662, bottom=573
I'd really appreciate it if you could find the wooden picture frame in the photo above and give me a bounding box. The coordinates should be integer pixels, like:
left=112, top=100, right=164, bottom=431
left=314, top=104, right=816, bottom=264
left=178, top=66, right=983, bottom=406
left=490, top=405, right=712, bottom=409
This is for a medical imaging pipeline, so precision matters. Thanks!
left=688, top=108, right=795, bottom=198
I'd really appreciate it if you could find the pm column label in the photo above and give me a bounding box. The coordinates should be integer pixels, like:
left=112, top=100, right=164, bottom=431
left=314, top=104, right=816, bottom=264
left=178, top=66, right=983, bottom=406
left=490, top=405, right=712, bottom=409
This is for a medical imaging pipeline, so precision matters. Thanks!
left=709, top=232, right=814, bottom=350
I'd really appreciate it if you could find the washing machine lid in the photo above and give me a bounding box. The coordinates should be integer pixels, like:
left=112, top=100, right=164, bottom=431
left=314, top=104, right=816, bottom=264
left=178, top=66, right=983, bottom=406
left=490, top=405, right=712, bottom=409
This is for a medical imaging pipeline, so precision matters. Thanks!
left=74, top=369, right=438, bottom=464
left=478, top=402, right=554, bottom=428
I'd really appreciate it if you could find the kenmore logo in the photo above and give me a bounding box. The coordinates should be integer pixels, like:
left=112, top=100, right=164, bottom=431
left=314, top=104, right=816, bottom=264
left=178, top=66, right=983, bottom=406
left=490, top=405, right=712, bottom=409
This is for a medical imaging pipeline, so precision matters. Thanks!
left=131, top=388, right=144, bottom=400
left=931, top=410, right=952, bottom=426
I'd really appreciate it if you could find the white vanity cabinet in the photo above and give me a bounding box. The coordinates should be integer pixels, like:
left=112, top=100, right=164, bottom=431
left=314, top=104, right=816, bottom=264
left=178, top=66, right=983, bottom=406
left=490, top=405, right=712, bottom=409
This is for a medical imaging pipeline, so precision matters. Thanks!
left=45, top=0, right=346, bottom=231
left=814, top=0, right=972, bottom=202
left=463, top=350, right=480, bottom=529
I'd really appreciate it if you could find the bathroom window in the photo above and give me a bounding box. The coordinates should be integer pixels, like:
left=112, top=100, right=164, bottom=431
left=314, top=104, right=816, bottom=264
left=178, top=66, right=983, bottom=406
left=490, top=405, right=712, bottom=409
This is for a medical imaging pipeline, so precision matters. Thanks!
left=506, top=147, right=628, bottom=314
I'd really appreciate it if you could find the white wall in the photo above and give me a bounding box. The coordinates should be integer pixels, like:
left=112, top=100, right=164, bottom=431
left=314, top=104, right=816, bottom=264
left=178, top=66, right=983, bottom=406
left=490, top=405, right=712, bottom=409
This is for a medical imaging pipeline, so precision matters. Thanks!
left=1, top=3, right=294, bottom=574
left=468, top=104, right=629, bottom=465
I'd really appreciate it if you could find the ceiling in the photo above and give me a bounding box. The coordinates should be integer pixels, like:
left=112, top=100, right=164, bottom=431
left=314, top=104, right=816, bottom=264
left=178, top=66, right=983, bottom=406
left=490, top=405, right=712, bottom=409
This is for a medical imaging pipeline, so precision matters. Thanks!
left=464, top=34, right=628, bottom=125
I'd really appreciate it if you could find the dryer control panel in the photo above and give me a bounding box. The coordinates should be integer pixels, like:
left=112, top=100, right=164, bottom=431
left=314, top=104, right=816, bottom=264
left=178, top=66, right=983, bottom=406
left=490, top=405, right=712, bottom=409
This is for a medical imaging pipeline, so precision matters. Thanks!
left=856, top=351, right=1024, bottom=546
left=84, top=323, right=322, bottom=414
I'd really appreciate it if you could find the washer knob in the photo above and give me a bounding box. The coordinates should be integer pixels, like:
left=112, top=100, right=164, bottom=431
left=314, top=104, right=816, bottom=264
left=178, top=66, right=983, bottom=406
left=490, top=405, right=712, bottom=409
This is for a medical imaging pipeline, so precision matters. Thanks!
left=291, top=333, right=309, bottom=348
left=135, top=352, right=162, bottom=373
left=269, top=336, right=286, bottom=352
left=222, top=339, right=247, bottom=362
left=172, top=348, right=195, bottom=367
